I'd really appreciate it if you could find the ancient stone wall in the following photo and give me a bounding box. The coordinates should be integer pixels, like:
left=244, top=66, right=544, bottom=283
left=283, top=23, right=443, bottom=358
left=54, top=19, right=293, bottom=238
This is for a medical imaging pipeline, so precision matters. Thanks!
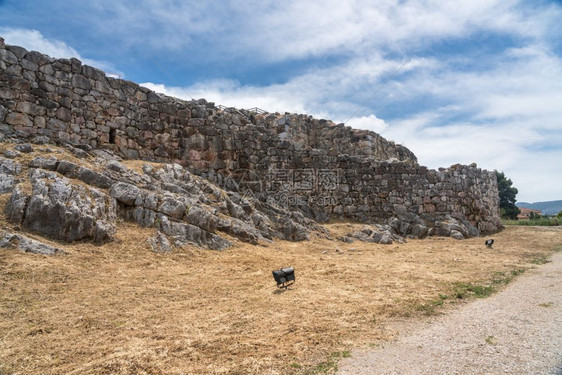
left=0, top=40, right=501, bottom=235
left=257, top=159, right=500, bottom=234
left=210, top=150, right=499, bottom=234
left=0, top=41, right=414, bottom=168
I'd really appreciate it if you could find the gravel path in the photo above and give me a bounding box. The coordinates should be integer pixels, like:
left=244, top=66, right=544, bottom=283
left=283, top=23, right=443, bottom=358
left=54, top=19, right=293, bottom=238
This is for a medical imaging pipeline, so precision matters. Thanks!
left=339, top=252, right=562, bottom=375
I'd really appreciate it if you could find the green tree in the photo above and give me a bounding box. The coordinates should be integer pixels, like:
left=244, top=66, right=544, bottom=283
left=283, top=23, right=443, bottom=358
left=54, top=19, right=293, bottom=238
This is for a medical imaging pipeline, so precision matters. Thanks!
left=495, top=171, right=520, bottom=220
left=557, top=211, right=562, bottom=219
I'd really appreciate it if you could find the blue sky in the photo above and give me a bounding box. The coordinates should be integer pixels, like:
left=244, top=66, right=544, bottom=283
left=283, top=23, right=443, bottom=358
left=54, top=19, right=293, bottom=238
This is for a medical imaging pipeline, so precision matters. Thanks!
left=1, top=0, right=562, bottom=203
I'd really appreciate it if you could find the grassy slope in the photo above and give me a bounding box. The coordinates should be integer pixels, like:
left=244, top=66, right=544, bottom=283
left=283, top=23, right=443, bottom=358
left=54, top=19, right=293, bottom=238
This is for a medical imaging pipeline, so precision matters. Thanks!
left=1, top=222, right=561, bottom=374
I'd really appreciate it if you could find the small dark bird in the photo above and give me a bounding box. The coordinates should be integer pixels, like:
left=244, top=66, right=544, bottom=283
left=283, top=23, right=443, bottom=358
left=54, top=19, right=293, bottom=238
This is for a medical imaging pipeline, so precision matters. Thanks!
left=485, top=239, right=494, bottom=248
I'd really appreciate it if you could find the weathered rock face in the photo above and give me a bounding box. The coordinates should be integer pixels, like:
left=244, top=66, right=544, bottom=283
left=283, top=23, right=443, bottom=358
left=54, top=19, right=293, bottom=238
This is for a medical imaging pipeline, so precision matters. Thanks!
left=0, top=157, right=21, bottom=193
left=5, top=168, right=117, bottom=244
left=0, top=40, right=502, bottom=237
left=108, top=162, right=323, bottom=249
left=147, top=231, right=172, bottom=253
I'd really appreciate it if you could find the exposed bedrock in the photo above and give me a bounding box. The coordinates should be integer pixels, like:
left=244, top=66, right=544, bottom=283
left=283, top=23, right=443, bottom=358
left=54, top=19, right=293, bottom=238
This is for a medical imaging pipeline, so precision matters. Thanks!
left=2, top=150, right=323, bottom=250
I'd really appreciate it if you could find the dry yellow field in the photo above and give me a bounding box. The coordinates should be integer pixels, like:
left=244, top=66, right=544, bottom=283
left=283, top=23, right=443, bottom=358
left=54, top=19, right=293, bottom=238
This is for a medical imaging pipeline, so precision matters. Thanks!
left=1, top=222, right=561, bottom=374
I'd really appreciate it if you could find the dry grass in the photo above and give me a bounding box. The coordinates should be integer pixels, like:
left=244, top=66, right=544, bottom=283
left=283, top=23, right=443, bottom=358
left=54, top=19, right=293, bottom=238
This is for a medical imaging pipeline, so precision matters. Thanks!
left=2, top=141, right=560, bottom=373
left=1, top=217, right=562, bottom=374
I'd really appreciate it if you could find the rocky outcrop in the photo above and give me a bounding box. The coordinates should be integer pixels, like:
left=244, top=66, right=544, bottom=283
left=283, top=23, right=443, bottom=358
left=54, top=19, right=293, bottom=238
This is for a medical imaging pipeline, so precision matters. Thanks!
left=347, top=225, right=399, bottom=244
left=147, top=231, right=172, bottom=253
left=1, top=145, right=323, bottom=250
left=5, top=168, right=116, bottom=244
left=428, top=215, right=480, bottom=239
left=0, top=157, right=21, bottom=193
left=0, top=230, right=63, bottom=255
left=346, top=212, right=481, bottom=245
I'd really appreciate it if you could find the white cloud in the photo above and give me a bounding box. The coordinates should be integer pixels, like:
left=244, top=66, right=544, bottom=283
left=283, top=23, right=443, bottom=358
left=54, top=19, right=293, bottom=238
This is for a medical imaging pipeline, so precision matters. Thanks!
left=85, top=1, right=221, bottom=51
left=141, top=52, right=437, bottom=119
left=1, top=28, right=80, bottom=58
left=0, top=28, right=123, bottom=77
left=508, top=148, right=562, bottom=203
left=346, top=115, right=388, bottom=133
left=67, top=0, right=560, bottom=63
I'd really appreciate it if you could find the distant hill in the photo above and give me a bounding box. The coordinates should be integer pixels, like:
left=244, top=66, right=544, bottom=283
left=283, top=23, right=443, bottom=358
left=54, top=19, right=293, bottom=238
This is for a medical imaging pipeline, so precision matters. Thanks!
left=517, top=200, right=562, bottom=216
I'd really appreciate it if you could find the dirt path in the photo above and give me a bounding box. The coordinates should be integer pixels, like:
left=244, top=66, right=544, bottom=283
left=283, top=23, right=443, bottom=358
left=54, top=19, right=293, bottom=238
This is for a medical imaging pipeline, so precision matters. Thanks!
left=339, top=252, right=562, bottom=375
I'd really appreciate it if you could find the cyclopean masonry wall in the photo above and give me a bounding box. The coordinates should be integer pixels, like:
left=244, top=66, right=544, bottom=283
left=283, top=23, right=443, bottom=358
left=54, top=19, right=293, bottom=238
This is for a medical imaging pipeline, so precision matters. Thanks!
left=256, top=158, right=500, bottom=235
left=0, top=39, right=501, bottom=236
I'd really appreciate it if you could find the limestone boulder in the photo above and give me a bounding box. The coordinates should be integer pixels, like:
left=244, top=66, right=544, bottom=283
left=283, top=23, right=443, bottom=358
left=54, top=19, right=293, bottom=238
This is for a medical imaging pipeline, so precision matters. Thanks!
left=76, top=167, right=114, bottom=189
left=5, top=169, right=117, bottom=244
left=184, top=205, right=216, bottom=232
left=158, top=196, right=187, bottom=220
left=0, top=157, right=22, bottom=193
left=451, top=230, right=464, bottom=240
left=147, top=231, right=172, bottom=253
left=109, top=182, right=142, bottom=206
left=410, top=223, right=428, bottom=238
left=216, top=217, right=260, bottom=244
left=14, top=143, right=33, bottom=153
left=280, top=218, right=309, bottom=242
left=0, top=174, right=17, bottom=194
left=430, top=215, right=480, bottom=240
left=159, top=216, right=231, bottom=250
left=0, top=230, right=64, bottom=255
left=29, top=156, right=58, bottom=170
left=0, top=157, right=22, bottom=175
left=348, top=224, right=403, bottom=244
